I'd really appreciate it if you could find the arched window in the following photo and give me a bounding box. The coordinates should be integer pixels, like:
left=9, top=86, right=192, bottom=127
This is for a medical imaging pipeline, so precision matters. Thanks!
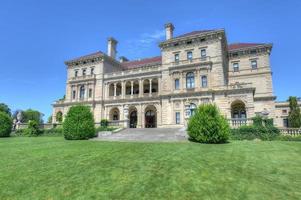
left=175, top=79, right=180, bottom=90
left=113, top=111, right=119, bottom=120
left=186, top=72, right=195, bottom=89
left=79, top=85, right=85, bottom=99
left=231, top=101, right=247, bottom=119
left=201, top=75, right=207, bottom=88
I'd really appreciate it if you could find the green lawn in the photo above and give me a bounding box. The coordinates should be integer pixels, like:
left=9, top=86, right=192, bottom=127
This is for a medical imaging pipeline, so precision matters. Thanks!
left=0, top=137, right=300, bottom=200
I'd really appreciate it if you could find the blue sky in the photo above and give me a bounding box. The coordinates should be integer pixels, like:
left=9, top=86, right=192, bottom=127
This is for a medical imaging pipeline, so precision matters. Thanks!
left=0, top=0, right=300, bottom=119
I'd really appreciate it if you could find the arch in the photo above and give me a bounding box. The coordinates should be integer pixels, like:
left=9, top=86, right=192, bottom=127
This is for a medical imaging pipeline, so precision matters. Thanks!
left=145, top=105, right=157, bottom=128
left=125, top=81, right=131, bottom=95
left=186, top=72, right=195, bottom=88
left=109, top=107, right=120, bottom=121
left=109, top=83, right=114, bottom=96
left=231, top=100, right=247, bottom=119
left=129, top=106, right=138, bottom=128
left=143, top=79, right=150, bottom=93
left=151, top=78, right=158, bottom=93
left=55, top=111, right=63, bottom=123
left=133, top=80, right=139, bottom=94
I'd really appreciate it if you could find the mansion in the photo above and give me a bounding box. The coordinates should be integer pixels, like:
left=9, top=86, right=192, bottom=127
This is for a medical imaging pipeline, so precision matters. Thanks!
left=52, top=23, right=296, bottom=128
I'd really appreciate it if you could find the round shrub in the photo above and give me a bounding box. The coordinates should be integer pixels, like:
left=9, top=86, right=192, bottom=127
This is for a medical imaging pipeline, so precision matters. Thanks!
left=63, top=105, right=95, bottom=140
left=24, top=120, right=42, bottom=136
left=0, top=112, right=13, bottom=137
left=187, top=104, right=230, bottom=143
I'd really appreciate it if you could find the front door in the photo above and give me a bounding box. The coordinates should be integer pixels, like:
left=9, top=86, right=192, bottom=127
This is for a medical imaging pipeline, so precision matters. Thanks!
left=129, top=111, right=137, bottom=128
left=145, top=110, right=156, bottom=128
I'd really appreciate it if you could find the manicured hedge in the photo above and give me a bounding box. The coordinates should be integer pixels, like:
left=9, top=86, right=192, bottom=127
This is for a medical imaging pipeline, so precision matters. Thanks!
left=63, top=105, right=95, bottom=140
left=0, top=112, right=13, bottom=137
left=230, top=125, right=280, bottom=141
left=24, top=120, right=42, bottom=136
left=187, top=104, right=230, bottom=143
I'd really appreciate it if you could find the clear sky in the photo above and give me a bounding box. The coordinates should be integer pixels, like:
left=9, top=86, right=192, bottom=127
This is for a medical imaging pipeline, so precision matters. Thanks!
left=0, top=0, right=300, bottom=120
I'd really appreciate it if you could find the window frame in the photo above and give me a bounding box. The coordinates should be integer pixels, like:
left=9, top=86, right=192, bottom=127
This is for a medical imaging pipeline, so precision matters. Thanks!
left=201, top=75, right=208, bottom=88
left=233, top=62, right=239, bottom=72
left=175, top=112, right=180, bottom=124
left=82, top=68, right=87, bottom=76
left=187, top=51, right=193, bottom=61
left=175, top=79, right=180, bottom=90
left=174, top=53, right=179, bottom=62
left=186, top=72, right=195, bottom=89
left=201, top=49, right=206, bottom=58
left=251, top=60, right=257, bottom=70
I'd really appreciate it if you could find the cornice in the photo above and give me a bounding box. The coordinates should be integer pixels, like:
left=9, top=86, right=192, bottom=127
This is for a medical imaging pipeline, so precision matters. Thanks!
left=254, top=96, right=277, bottom=101
left=228, top=44, right=272, bottom=59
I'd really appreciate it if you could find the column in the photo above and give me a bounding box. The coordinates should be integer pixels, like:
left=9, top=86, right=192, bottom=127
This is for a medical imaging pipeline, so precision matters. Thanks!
left=122, top=81, right=125, bottom=99
left=181, top=72, right=185, bottom=91
left=158, top=78, right=161, bottom=95
left=114, top=83, right=117, bottom=97
left=131, top=81, right=134, bottom=96
left=195, top=70, right=200, bottom=89
left=139, top=79, right=143, bottom=97
left=149, top=79, right=152, bottom=96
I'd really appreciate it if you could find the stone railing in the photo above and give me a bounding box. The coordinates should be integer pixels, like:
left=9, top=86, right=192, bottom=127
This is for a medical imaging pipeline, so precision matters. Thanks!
left=107, top=120, right=128, bottom=127
left=171, top=56, right=211, bottom=66
left=279, top=128, right=301, bottom=136
left=104, top=65, right=160, bottom=78
left=228, top=118, right=253, bottom=128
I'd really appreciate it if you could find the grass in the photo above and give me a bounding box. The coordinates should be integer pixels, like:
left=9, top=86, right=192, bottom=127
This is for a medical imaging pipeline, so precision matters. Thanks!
left=0, top=137, right=301, bottom=200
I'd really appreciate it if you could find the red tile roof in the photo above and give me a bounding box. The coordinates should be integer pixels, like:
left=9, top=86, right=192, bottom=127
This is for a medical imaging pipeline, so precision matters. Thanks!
left=121, top=56, right=162, bottom=69
left=66, top=51, right=104, bottom=63
left=175, top=30, right=214, bottom=39
left=228, top=43, right=265, bottom=51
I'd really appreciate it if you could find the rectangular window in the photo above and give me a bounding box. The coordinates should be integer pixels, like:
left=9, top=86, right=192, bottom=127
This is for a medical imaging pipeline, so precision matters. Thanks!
left=201, top=75, right=207, bottom=88
left=91, top=67, right=94, bottom=75
left=175, top=112, right=180, bottom=124
left=251, top=60, right=257, bottom=69
left=283, top=118, right=289, bottom=127
left=89, top=89, right=92, bottom=98
left=174, top=54, right=179, bottom=62
left=75, top=70, right=78, bottom=77
left=201, top=49, right=206, bottom=58
left=233, top=63, right=239, bottom=72
left=72, top=90, right=76, bottom=99
left=175, top=79, right=180, bottom=90
left=282, top=110, right=287, bottom=114
left=187, top=51, right=193, bottom=61
left=82, top=69, right=86, bottom=76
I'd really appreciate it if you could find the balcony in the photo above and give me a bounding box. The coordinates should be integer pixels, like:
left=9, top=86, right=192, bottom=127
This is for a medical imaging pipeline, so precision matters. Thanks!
left=171, top=56, right=211, bottom=66
left=69, top=74, right=96, bottom=83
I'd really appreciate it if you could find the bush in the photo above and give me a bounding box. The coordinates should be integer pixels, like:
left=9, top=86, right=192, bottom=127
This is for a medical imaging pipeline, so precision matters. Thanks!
left=252, top=115, right=263, bottom=126
left=43, top=127, right=63, bottom=136
left=24, top=120, right=42, bottom=136
left=276, top=135, right=301, bottom=141
left=0, top=112, right=13, bottom=137
left=100, top=119, right=109, bottom=127
left=63, top=105, right=95, bottom=140
left=230, top=125, right=280, bottom=141
left=187, top=104, right=230, bottom=143
left=95, top=126, right=117, bottom=132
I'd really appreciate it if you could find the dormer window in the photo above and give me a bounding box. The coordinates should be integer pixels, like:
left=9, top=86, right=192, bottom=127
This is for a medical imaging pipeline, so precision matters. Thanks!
left=187, top=51, right=193, bottom=61
left=82, top=69, right=86, bottom=76
left=251, top=60, right=257, bottom=69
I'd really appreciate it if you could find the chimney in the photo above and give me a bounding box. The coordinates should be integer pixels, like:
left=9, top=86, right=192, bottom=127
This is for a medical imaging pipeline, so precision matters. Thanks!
left=165, top=23, right=174, bottom=40
left=119, top=56, right=129, bottom=63
left=107, top=37, right=118, bottom=59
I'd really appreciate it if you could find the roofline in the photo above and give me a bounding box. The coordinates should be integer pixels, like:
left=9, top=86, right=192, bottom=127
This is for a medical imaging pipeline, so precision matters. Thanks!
left=228, top=43, right=273, bottom=52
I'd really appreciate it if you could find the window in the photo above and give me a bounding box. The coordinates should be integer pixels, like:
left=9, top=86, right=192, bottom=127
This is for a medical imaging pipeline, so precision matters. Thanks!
left=186, top=72, right=195, bottom=89
left=72, top=90, right=76, bottom=99
left=174, top=53, right=179, bottom=62
left=79, top=86, right=85, bottom=99
left=251, top=60, right=257, bottom=69
left=282, top=110, right=287, bottom=114
left=201, top=75, right=207, bottom=88
left=91, top=67, right=94, bottom=75
left=75, top=70, right=78, bottom=77
left=187, top=51, right=193, bottom=61
left=233, top=63, right=239, bottom=72
left=283, top=118, right=289, bottom=127
left=186, top=103, right=197, bottom=117
left=175, top=79, right=180, bottom=90
left=201, top=49, right=206, bottom=58
left=82, top=69, right=86, bottom=76
left=88, top=89, right=92, bottom=98
left=175, top=112, right=180, bottom=124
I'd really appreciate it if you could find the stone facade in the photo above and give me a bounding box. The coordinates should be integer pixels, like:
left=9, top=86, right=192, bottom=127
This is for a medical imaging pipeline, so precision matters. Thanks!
left=52, top=23, right=295, bottom=128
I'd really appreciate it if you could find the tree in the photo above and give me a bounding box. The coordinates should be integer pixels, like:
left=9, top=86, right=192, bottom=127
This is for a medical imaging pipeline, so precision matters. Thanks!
left=0, top=103, right=11, bottom=116
left=23, top=109, right=43, bottom=124
left=187, top=104, right=230, bottom=143
left=47, top=116, right=53, bottom=123
left=288, top=96, right=301, bottom=128
left=63, top=105, right=95, bottom=140
left=0, top=112, right=13, bottom=137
